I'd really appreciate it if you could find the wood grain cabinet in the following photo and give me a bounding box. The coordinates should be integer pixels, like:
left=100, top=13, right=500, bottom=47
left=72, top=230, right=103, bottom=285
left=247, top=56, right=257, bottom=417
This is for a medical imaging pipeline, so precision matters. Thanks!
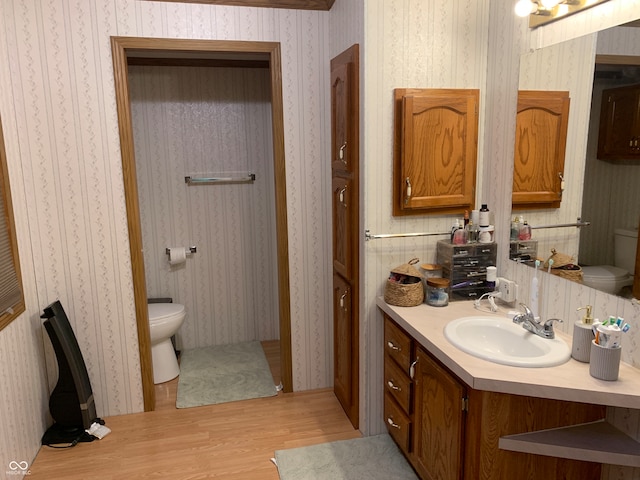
left=512, top=90, right=570, bottom=209
left=383, top=314, right=606, bottom=480
left=393, top=89, right=479, bottom=216
left=412, top=346, right=466, bottom=480
left=598, top=83, right=640, bottom=161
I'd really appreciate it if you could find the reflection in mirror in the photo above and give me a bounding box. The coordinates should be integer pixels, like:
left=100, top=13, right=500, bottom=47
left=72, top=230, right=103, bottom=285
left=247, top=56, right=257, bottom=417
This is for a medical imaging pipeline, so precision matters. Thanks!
left=511, top=25, right=640, bottom=300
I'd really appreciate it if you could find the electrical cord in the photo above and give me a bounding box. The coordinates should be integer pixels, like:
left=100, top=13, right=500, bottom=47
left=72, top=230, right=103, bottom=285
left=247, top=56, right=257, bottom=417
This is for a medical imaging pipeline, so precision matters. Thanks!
left=473, top=291, right=513, bottom=315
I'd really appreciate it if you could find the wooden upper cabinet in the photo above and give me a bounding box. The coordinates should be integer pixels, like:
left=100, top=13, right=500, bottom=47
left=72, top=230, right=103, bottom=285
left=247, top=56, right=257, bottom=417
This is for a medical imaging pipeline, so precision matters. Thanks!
left=598, top=83, right=640, bottom=161
left=512, top=90, right=570, bottom=209
left=393, top=88, right=479, bottom=216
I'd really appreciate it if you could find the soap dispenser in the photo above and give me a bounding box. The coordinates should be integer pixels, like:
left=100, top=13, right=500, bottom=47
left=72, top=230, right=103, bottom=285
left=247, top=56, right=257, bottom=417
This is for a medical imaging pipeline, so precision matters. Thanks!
left=572, top=305, right=595, bottom=363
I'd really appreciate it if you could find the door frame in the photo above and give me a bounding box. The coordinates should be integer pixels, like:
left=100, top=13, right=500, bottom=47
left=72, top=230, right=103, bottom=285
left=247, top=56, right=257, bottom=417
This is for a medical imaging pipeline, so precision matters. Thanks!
left=111, top=36, right=292, bottom=410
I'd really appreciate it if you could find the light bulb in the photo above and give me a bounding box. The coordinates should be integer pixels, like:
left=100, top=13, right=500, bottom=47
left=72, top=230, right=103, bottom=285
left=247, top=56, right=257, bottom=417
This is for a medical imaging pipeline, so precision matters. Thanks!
left=515, top=0, right=537, bottom=17
left=541, top=0, right=561, bottom=8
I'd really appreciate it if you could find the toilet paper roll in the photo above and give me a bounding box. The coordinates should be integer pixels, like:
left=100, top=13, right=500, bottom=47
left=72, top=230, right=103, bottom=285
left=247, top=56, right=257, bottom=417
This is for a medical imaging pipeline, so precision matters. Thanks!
left=168, top=247, right=187, bottom=266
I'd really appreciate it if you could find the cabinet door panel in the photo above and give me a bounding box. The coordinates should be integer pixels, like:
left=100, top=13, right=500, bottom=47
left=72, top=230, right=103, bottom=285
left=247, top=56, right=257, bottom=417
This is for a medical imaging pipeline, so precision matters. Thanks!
left=384, top=392, right=412, bottom=454
left=598, top=84, right=640, bottom=160
left=384, top=354, right=412, bottom=413
left=384, top=316, right=412, bottom=372
left=413, top=346, right=465, bottom=480
left=513, top=90, right=570, bottom=208
left=394, top=88, right=478, bottom=215
left=332, top=177, right=353, bottom=279
left=331, top=59, right=358, bottom=174
left=333, top=273, right=354, bottom=415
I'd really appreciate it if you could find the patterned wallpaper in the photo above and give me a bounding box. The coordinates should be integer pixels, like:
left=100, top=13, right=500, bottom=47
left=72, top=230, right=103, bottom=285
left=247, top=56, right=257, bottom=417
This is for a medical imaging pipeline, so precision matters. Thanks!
left=0, top=0, right=639, bottom=476
left=129, top=65, right=280, bottom=350
left=0, top=0, right=331, bottom=474
left=358, top=0, right=492, bottom=437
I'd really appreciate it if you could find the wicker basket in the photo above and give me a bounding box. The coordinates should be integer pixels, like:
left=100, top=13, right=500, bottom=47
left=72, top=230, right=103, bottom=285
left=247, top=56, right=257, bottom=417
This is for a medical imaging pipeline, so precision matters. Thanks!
left=544, top=248, right=583, bottom=283
left=384, top=258, right=424, bottom=307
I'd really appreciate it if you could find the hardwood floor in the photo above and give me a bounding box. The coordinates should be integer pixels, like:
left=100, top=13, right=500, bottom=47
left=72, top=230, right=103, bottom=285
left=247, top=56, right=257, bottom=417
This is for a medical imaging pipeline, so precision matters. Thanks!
left=29, top=341, right=360, bottom=479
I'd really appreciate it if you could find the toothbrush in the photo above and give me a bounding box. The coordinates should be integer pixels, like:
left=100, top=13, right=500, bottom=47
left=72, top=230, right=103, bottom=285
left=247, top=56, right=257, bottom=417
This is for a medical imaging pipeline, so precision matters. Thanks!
left=547, top=258, right=554, bottom=274
left=531, top=259, right=540, bottom=318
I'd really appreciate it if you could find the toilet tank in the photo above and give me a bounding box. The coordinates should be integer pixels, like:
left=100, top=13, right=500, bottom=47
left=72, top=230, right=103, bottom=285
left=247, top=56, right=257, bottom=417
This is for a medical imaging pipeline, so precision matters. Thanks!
left=614, top=227, right=638, bottom=275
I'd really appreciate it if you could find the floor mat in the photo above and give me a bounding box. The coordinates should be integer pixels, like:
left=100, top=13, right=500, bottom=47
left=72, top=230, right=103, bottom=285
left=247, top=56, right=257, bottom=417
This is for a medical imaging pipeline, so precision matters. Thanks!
left=176, top=341, right=277, bottom=408
left=274, top=434, right=418, bottom=480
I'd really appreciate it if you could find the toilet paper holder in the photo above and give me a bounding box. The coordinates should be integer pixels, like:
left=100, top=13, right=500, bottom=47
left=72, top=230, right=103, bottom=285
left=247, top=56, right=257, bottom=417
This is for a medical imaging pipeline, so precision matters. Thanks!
left=165, top=246, right=197, bottom=255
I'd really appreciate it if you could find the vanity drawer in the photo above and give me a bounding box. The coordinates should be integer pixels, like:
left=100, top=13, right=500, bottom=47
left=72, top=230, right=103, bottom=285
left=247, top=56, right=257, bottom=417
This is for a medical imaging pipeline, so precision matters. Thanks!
left=384, top=317, right=412, bottom=371
left=384, top=392, right=411, bottom=453
left=384, top=354, right=412, bottom=413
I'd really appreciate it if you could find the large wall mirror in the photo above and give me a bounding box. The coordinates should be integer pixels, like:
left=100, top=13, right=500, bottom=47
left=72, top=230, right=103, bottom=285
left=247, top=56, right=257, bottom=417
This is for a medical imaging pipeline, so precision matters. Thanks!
left=511, top=22, right=640, bottom=300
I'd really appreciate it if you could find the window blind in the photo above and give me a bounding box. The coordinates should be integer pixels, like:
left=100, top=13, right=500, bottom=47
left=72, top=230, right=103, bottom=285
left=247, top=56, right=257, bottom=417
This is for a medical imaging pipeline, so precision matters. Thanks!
left=0, top=118, right=23, bottom=322
left=0, top=184, right=21, bottom=313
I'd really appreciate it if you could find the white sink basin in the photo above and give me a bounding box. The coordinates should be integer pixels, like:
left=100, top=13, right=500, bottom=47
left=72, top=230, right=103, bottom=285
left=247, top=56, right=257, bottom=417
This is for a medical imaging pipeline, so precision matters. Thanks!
left=444, top=316, right=571, bottom=368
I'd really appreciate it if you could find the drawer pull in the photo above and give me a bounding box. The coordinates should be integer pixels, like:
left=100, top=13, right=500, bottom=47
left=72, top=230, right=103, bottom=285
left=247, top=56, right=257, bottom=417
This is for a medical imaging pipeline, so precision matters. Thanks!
left=387, top=417, right=401, bottom=429
left=387, top=380, right=401, bottom=391
left=387, top=341, right=401, bottom=351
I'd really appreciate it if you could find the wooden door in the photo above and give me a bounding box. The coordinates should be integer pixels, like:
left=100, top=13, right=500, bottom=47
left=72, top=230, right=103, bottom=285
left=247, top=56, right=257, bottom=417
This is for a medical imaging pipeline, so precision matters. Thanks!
left=331, top=45, right=359, bottom=429
left=412, top=346, right=466, bottom=480
left=513, top=90, right=570, bottom=208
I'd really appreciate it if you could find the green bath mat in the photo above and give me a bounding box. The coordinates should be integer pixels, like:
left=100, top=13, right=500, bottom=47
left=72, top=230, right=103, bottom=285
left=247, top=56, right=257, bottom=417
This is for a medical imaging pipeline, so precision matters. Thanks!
left=176, top=341, right=277, bottom=408
left=274, top=434, right=418, bottom=480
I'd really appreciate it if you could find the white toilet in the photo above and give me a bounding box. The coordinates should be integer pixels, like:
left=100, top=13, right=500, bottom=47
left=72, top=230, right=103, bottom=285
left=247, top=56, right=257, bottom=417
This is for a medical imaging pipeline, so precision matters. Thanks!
left=582, top=227, right=638, bottom=295
left=148, top=303, right=186, bottom=384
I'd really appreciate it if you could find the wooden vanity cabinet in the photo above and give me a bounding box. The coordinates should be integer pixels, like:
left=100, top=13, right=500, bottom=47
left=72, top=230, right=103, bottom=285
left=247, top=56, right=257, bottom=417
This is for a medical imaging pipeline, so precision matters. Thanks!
left=512, top=90, right=570, bottom=209
left=384, top=316, right=466, bottom=480
left=412, top=346, right=466, bottom=480
left=598, top=83, right=640, bottom=160
left=383, top=314, right=605, bottom=480
left=393, top=88, right=479, bottom=216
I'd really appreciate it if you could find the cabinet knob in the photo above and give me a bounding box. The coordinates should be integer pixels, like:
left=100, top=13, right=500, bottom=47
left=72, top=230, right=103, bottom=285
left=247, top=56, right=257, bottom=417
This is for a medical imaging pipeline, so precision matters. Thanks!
left=387, top=341, right=401, bottom=352
left=339, top=291, right=347, bottom=309
left=338, top=187, right=347, bottom=207
left=338, top=142, right=347, bottom=163
left=387, top=380, right=401, bottom=391
left=387, top=417, right=401, bottom=429
left=410, top=358, right=418, bottom=379
left=404, top=177, right=412, bottom=205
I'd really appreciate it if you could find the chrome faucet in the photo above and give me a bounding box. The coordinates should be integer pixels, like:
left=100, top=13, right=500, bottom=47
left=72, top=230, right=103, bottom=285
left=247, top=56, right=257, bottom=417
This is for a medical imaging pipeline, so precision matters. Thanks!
left=512, top=303, right=562, bottom=339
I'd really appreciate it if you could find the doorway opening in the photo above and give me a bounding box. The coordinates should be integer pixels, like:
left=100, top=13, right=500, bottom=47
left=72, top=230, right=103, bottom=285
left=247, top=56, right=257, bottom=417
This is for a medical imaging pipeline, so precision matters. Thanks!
left=111, top=37, right=292, bottom=410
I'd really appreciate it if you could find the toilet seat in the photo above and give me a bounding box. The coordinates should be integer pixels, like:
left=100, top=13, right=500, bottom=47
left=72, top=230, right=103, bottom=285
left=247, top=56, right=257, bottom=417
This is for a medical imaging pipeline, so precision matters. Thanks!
left=582, top=265, right=632, bottom=294
left=148, top=303, right=185, bottom=324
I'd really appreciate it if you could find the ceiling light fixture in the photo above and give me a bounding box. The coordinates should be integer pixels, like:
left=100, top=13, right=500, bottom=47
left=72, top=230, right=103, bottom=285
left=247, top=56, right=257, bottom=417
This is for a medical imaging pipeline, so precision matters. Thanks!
left=515, top=0, right=611, bottom=28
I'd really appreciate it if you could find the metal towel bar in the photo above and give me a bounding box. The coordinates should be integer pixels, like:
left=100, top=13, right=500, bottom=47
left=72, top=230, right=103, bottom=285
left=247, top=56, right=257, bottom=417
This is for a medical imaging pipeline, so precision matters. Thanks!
left=530, top=219, right=590, bottom=230
left=365, top=229, right=450, bottom=241
left=185, top=173, right=256, bottom=185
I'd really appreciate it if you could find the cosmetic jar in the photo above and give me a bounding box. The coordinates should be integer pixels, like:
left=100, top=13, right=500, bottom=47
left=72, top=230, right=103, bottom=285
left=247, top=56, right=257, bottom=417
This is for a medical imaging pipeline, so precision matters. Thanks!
left=426, top=278, right=450, bottom=307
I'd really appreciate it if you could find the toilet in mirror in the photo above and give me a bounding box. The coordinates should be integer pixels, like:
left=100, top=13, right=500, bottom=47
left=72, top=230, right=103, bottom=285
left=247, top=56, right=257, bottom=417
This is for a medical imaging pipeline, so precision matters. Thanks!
left=511, top=22, right=640, bottom=300
left=581, top=227, right=638, bottom=295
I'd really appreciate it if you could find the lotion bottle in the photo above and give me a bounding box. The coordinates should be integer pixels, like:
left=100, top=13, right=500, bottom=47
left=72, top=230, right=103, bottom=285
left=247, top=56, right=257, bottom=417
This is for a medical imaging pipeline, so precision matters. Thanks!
left=572, top=305, right=595, bottom=363
left=479, top=204, right=490, bottom=227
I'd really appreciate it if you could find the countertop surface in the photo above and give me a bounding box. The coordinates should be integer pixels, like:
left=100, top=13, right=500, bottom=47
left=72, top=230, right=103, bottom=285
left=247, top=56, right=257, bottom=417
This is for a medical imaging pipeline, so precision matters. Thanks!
left=377, top=297, right=640, bottom=408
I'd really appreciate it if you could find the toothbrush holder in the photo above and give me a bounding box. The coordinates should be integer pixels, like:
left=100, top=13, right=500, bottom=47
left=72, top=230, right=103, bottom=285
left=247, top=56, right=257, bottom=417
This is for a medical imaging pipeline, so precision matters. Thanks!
left=589, top=340, right=621, bottom=381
